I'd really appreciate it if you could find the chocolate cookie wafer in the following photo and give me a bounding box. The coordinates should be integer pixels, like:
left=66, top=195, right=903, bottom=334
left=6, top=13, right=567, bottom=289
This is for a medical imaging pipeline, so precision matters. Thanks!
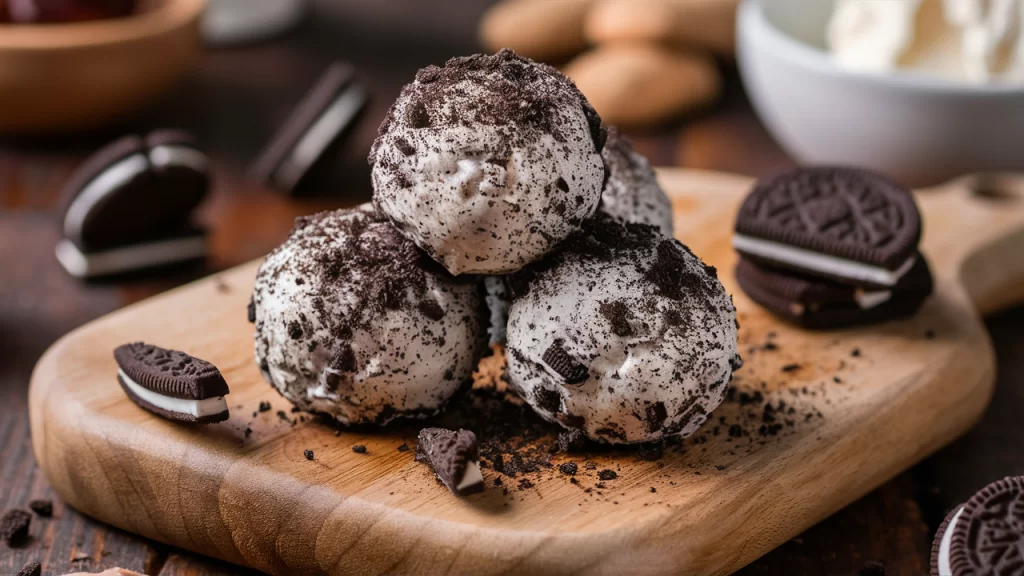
left=416, top=427, right=485, bottom=496
left=733, top=167, right=922, bottom=289
left=249, top=62, right=369, bottom=194
left=938, top=476, right=1024, bottom=576
left=735, top=254, right=933, bottom=329
left=57, top=130, right=212, bottom=279
left=114, top=342, right=230, bottom=424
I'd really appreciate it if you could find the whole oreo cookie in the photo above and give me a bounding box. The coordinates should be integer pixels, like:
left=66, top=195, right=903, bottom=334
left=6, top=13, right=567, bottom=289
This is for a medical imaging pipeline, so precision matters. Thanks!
left=945, top=476, right=1024, bottom=576
left=114, top=342, right=230, bottom=424
left=733, top=167, right=922, bottom=289
left=250, top=62, right=368, bottom=195
left=735, top=254, right=933, bottom=329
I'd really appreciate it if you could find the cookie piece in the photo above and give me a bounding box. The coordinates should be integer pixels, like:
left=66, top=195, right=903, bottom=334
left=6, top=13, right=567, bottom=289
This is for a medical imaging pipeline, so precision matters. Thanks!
left=506, top=214, right=742, bottom=444
left=60, top=131, right=210, bottom=253
left=600, top=127, right=674, bottom=236
left=733, top=167, right=922, bottom=289
left=735, top=254, right=933, bottom=329
left=114, top=342, right=230, bottom=424
left=415, top=427, right=484, bottom=496
left=1, top=509, right=31, bottom=546
left=17, top=562, right=41, bottom=576
left=56, top=223, right=208, bottom=280
left=947, top=476, right=1024, bottom=575
left=250, top=62, right=368, bottom=195
left=478, top=0, right=592, bottom=62
left=584, top=0, right=739, bottom=57
left=370, top=49, right=606, bottom=275
left=252, top=205, right=488, bottom=426
left=932, top=505, right=966, bottom=576
left=564, top=44, right=721, bottom=128
left=28, top=500, right=52, bottom=518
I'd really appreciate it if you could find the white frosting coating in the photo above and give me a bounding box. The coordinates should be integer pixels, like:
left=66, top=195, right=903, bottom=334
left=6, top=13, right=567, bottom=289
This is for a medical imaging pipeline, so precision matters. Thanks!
left=600, top=128, right=674, bottom=237
left=119, top=369, right=227, bottom=418
left=55, top=236, right=208, bottom=279
left=149, top=145, right=210, bottom=174
left=371, top=50, right=605, bottom=275
left=506, top=218, right=741, bottom=444
left=828, top=0, right=1024, bottom=83
left=455, top=460, right=483, bottom=491
left=252, top=206, right=487, bottom=426
left=937, top=506, right=964, bottom=575
left=732, top=233, right=917, bottom=287
left=855, top=288, right=893, bottom=309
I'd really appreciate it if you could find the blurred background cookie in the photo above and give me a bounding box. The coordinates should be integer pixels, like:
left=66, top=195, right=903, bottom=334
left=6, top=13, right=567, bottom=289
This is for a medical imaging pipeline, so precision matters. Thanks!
left=565, top=44, right=721, bottom=127
left=584, top=0, right=738, bottom=57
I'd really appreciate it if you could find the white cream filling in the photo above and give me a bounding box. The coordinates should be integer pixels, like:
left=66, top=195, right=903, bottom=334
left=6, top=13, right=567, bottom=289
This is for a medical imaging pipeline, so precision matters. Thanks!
left=118, top=368, right=227, bottom=418
left=149, top=145, right=210, bottom=174
left=63, top=153, right=149, bottom=242
left=733, top=234, right=916, bottom=287
left=55, top=236, right=207, bottom=279
left=938, top=506, right=964, bottom=576
left=455, top=460, right=483, bottom=492
left=855, top=288, right=893, bottom=309
left=274, top=84, right=368, bottom=191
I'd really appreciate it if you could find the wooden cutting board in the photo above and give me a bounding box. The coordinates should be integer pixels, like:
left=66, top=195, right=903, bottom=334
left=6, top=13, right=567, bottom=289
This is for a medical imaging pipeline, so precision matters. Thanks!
left=29, top=169, right=1024, bottom=576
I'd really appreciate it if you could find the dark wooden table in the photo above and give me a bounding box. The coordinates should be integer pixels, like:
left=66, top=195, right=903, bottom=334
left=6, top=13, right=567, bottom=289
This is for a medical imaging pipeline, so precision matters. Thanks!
left=3, top=2, right=1023, bottom=575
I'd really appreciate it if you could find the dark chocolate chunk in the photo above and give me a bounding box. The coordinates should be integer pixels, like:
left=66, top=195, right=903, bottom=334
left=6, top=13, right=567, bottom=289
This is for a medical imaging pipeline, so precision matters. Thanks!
left=352, top=445, right=367, bottom=454
left=1, top=509, right=31, bottom=546
left=397, top=443, right=410, bottom=452
left=304, top=449, right=314, bottom=460
left=735, top=255, right=933, bottom=329
left=949, top=476, right=1024, bottom=576
left=416, top=427, right=484, bottom=496
left=28, top=500, right=52, bottom=518
left=17, top=562, right=41, bottom=576
left=598, top=469, right=617, bottom=481
left=541, top=341, right=589, bottom=384
left=248, top=298, right=257, bottom=323
left=114, top=342, right=229, bottom=424
left=735, top=167, right=922, bottom=287
left=258, top=401, right=272, bottom=412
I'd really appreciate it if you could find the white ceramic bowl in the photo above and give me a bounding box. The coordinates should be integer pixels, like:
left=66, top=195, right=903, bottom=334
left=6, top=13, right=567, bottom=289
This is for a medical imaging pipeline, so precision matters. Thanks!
left=737, top=0, right=1024, bottom=187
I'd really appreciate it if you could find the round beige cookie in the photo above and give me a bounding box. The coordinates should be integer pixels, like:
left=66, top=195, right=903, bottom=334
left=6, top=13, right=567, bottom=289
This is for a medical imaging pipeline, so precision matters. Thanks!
left=61, top=565, right=145, bottom=569
left=564, top=44, right=721, bottom=127
left=585, top=0, right=739, bottom=57
left=479, top=0, right=593, bottom=62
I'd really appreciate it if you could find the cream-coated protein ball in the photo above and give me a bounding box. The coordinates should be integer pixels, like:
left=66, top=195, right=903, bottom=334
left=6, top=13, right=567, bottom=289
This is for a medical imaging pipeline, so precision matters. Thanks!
left=370, top=49, right=607, bottom=275
left=505, top=214, right=741, bottom=444
left=252, top=205, right=488, bottom=426
left=600, top=127, right=674, bottom=237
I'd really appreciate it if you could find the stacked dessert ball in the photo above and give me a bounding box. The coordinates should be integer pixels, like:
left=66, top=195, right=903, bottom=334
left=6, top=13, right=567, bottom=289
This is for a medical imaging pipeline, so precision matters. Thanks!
left=252, top=49, right=741, bottom=444
left=733, top=167, right=934, bottom=329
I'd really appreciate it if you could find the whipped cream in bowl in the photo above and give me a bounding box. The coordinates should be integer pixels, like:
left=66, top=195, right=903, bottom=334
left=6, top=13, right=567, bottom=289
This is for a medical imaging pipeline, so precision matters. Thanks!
left=738, top=0, right=1024, bottom=186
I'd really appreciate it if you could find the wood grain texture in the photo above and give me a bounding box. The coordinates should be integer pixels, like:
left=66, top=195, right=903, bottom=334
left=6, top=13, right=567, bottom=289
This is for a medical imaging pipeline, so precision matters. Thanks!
left=27, top=168, right=1024, bottom=575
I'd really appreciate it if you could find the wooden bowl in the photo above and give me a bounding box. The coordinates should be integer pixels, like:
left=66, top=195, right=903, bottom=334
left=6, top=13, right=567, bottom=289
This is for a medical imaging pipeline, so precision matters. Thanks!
left=0, top=0, right=205, bottom=134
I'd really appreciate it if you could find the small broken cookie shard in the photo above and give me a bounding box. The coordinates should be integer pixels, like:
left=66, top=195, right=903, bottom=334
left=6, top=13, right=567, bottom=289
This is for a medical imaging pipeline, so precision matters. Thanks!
left=114, top=342, right=230, bottom=424
left=416, top=428, right=485, bottom=496
left=1, top=509, right=31, bottom=546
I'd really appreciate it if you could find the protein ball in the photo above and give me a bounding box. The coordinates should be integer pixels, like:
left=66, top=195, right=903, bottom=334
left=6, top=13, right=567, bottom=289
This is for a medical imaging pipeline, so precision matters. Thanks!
left=252, top=205, right=488, bottom=426
left=505, top=214, right=742, bottom=444
left=370, top=49, right=607, bottom=275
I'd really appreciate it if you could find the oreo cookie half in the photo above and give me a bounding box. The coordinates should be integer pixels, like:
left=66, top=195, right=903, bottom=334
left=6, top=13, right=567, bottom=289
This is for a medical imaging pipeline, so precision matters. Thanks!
left=942, top=476, right=1024, bottom=576
left=733, top=167, right=922, bottom=289
left=415, top=427, right=485, bottom=496
left=57, top=130, right=212, bottom=279
left=114, top=342, right=230, bottom=424
left=249, top=62, right=369, bottom=194
left=735, top=253, right=932, bottom=329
